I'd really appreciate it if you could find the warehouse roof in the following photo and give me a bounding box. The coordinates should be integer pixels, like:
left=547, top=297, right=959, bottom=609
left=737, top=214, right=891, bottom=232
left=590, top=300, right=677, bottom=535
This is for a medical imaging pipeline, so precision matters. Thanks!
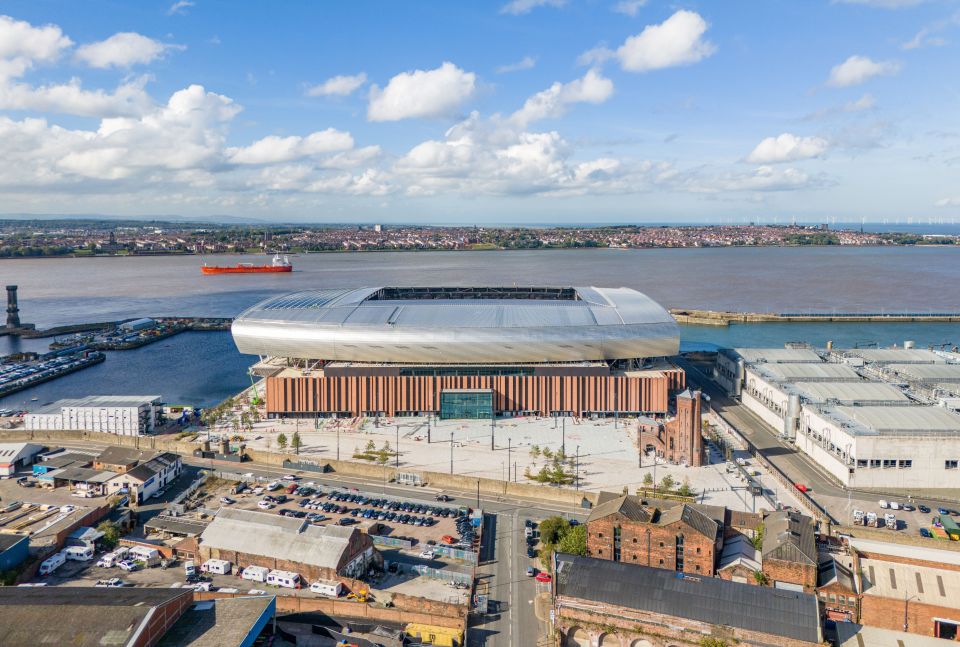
left=791, top=381, right=910, bottom=405
left=733, top=348, right=823, bottom=364
left=0, top=443, right=43, bottom=465
left=587, top=495, right=652, bottom=523
left=96, top=446, right=159, bottom=466
left=0, top=534, right=27, bottom=552
left=145, top=514, right=210, bottom=537
left=860, top=558, right=960, bottom=607
left=157, top=596, right=275, bottom=647
left=0, top=587, right=192, bottom=647
left=837, top=624, right=950, bottom=647
left=53, top=466, right=117, bottom=483
left=199, top=508, right=357, bottom=570
left=232, top=286, right=680, bottom=364
left=847, top=537, right=960, bottom=568
left=885, top=363, right=960, bottom=382
left=842, top=348, right=944, bottom=364
left=756, top=363, right=862, bottom=382
left=818, top=559, right=857, bottom=592
left=830, top=405, right=960, bottom=435
left=555, top=553, right=821, bottom=643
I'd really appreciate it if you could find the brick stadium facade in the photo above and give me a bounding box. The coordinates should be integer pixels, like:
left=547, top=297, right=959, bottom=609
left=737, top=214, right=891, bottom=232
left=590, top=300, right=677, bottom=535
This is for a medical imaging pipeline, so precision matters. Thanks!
left=264, top=369, right=684, bottom=418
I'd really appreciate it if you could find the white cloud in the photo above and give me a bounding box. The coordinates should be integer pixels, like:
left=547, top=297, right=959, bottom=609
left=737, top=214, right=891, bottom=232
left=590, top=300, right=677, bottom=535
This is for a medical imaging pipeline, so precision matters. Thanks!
left=577, top=45, right=616, bottom=67
left=367, top=62, right=476, bottom=122
left=612, top=0, right=647, bottom=16
left=616, top=10, right=716, bottom=73
left=935, top=197, right=960, bottom=207
left=827, top=55, right=901, bottom=87
left=509, top=69, right=613, bottom=128
left=227, top=129, right=354, bottom=165
left=0, top=76, right=153, bottom=117
left=305, top=73, right=367, bottom=97
left=0, top=14, right=73, bottom=80
left=167, top=1, right=195, bottom=16
left=499, top=0, right=565, bottom=16
left=845, top=93, right=876, bottom=111
left=496, top=56, right=536, bottom=74
left=76, top=33, right=182, bottom=69
left=681, top=165, right=826, bottom=194
left=746, top=133, right=830, bottom=164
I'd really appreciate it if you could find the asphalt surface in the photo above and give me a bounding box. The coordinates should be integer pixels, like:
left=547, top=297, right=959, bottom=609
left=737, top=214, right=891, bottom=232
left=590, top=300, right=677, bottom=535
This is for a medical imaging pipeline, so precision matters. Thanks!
left=56, top=438, right=586, bottom=647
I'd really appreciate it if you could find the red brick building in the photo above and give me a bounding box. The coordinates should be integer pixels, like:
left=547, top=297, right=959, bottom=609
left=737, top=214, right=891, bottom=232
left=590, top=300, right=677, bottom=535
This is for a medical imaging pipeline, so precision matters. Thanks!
left=637, top=388, right=705, bottom=466
left=761, top=510, right=819, bottom=592
left=816, top=558, right=858, bottom=623
left=585, top=494, right=724, bottom=576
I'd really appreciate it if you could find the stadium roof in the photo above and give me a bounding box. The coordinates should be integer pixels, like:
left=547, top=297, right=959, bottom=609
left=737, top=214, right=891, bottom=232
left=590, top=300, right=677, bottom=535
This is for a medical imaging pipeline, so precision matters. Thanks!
left=791, top=381, right=910, bottom=405
left=232, top=286, right=680, bottom=363
left=841, top=348, right=944, bottom=364
left=555, top=553, right=821, bottom=643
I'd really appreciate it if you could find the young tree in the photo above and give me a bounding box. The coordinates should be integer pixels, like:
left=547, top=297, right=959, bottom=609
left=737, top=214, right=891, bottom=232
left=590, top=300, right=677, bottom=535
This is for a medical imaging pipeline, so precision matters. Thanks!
left=556, top=524, right=587, bottom=556
left=538, top=516, right=570, bottom=545
left=97, top=521, right=121, bottom=549
left=277, top=432, right=288, bottom=451
left=677, top=478, right=695, bottom=498
left=291, top=431, right=302, bottom=455
left=642, top=472, right=654, bottom=487
left=530, top=445, right=540, bottom=460
left=660, top=474, right=675, bottom=492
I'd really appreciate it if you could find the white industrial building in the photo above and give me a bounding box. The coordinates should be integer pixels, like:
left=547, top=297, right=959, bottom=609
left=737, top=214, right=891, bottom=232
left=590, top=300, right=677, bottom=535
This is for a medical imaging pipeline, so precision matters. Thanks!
left=718, top=347, right=960, bottom=489
left=25, top=395, right=162, bottom=436
left=796, top=406, right=960, bottom=488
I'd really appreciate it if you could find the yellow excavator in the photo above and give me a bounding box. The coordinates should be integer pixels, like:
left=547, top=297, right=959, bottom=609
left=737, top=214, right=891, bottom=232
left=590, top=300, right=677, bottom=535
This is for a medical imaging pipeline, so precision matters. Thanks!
left=346, top=588, right=370, bottom=602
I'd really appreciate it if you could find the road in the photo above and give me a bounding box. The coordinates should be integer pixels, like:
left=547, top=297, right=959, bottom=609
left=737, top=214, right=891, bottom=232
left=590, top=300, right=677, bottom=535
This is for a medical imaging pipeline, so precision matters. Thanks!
left=56, top=437, right=583, bottom=646
left=677, top=358, right=956, bottom=533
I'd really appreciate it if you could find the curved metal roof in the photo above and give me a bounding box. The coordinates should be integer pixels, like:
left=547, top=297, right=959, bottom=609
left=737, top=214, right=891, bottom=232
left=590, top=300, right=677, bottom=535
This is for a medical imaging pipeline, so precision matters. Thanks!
left=231, top=286, right=679, bottom=363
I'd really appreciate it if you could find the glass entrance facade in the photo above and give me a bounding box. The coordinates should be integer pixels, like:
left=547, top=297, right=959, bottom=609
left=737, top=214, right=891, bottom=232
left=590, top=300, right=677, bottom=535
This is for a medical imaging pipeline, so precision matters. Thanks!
left=440, top=390, right=494, bottom=420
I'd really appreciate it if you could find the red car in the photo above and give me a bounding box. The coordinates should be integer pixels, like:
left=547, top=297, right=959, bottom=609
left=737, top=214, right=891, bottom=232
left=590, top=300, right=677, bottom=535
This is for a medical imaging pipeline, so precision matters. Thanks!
left=534, top=572, right=552, bottom=583
left=794, top=483, right=809, bottom=493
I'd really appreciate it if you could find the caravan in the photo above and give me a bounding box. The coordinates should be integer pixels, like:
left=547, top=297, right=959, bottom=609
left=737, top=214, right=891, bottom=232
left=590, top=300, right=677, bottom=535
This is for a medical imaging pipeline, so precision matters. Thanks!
left=127, top=546, right=160, bottom=567
left=64, top=545, right=94, bottom=561
left=241, top=565, right=270, bottom=583
left=266, top=569, right=301, bottom=589
left=201, top=559, right=232, bottom=575
left=309, top=580, right=344, bottom=598
left=39, top=552, right=66, bottom=576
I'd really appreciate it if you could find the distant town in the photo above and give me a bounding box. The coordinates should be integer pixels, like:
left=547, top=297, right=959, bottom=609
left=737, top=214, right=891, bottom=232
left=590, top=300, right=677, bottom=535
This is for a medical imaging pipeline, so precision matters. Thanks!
left=0, top=219, right=955, bottom=257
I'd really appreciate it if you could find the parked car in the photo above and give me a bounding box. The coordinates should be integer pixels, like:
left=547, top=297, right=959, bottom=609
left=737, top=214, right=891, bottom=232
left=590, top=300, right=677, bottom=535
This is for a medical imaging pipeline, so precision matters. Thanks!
left=257, top=500, right=274, bottom=510
left=435, top=494, right=453, bottom=502
left=526, top=567, right=535, bottom=577
left=919, top=505, right=931, bottom=514
left=281, top=474, right=299, bottom=481
left=118, top=560, right=140, bottom=572
left=419, top=550, right=435, bottom=560
left=920, top=528, right=933, bottom=538
left=219, top=496, right=235, bottom=505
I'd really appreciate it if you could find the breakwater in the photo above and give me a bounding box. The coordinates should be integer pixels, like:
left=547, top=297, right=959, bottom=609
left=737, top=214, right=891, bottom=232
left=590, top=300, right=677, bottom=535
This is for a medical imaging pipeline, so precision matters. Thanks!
left=670, top=308, right=960, bottom=326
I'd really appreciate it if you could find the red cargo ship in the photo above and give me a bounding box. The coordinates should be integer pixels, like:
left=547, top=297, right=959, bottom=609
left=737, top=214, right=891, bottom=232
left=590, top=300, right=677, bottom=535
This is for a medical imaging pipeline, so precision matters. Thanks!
left=201, top=253, right=292, bottom=275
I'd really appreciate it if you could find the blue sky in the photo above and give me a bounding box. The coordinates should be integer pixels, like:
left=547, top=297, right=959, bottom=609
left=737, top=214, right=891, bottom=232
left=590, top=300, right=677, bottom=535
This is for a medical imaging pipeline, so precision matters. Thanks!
left=0, top=0, right=958, bottom=224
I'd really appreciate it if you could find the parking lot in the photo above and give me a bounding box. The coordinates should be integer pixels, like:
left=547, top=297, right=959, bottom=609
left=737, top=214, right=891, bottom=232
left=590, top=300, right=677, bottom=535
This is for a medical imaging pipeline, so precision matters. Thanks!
left=213, top=475, right=478, bottom=552
left=0, top=477, right=99, bottom=548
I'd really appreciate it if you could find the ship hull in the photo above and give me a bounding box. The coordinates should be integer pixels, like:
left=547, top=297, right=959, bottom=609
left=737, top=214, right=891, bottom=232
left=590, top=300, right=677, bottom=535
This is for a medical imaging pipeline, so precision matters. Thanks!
left=201, top=265, right=292, bottom=274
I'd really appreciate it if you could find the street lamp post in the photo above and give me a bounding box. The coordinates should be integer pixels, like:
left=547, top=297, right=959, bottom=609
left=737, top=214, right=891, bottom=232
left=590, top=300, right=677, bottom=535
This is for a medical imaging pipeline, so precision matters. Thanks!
left=336, top=424, right=340, bottom=461
left=575, top=445, right=580, bottom=491
left=395, top=425, right=399, bottom=468
left=450, top=431, right=454, bottom=474
left=507, top=438, right=512, bottom=482
left=561, top=416, right=566, bottom=457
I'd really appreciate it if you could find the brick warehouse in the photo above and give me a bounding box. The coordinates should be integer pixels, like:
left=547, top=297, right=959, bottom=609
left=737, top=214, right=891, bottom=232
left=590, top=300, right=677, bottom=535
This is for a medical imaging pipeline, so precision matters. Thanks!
left=232, top=286, right=688, bottom=419
left=637, top=387, right=705, bottom=466
left=585, top=494, right=724, bottom=576
left=197, top=508, right=379, bottom=585
left=555, top=553, right=823, bottom=647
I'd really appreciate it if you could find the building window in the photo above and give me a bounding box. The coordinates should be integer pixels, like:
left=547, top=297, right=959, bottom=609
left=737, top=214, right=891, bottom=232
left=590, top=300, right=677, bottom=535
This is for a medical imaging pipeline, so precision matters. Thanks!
left=632, top=538, right=637, bottom=543
left=882, top=459, right=896, bottom=469
left=857, top=459, right=868, bottom=468
left=870, top=459, right=881, bottom=468
left=695, top=565, right=701, bottom=572
left=659, top=542, right=664, bottom=548
left=696, top=547, right=701, bottom=554
left=947, top=460, right=959, bottom=470
left=829, top=594, right=836, bottom=602
left=838, top=595, right=846, bottom=604
left=659, top=559, right=664, bottom=565
left=899, top=460, right=912, bottom=469
left=819, top=592, right=826, bottom=599
left=613, top=526, right=622, bottom=562
left=598, top=533, right=603, bottom=538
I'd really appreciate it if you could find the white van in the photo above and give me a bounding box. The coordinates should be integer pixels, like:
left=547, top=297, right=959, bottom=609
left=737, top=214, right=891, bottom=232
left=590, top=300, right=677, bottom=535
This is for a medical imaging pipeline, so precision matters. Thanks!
left=201, top=559, right=232, bottom=575
left=97, top=551, right=119, bottom=568
left=241, top=565, right=270, bottom=583
left=309, top=580, right=343, bottom=598
left=879, top=499, right=889, bottom=509
left=64, top=545, right=94, bottom=561
left=184, top=561, right=196, bottom=578
left=884, top=513, right=897, bottom=529
left=39, top=552, right=66, bottom=576
left=266, top=569, right=301, bottom=589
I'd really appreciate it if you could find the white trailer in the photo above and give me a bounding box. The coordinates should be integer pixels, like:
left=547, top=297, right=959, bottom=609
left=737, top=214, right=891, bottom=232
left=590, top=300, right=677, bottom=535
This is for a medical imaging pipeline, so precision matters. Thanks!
left=39, top=552, right=66, bottom=576
left=201, top=559, right=232, bottom=575
left=309, top=580, right=344, bottom=598
left=127, top=546, right=160, bottom=567
left=266, top=569, right=301, bottom=589
left=241, top=565, right=270, bottom=583
left=64, top=545, right=94, bottom=561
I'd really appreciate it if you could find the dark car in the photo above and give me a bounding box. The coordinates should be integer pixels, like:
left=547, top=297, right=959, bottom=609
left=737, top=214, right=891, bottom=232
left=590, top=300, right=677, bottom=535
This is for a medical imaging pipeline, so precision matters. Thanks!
left=919, top=505, right=931, bottom=514
left=435, top=494, right=453, bottom=502
left=920, top=528, right=933, bottom=538
left=527, top=546, right=537, bottom=558
left=338, top=517, right=357, bottom=526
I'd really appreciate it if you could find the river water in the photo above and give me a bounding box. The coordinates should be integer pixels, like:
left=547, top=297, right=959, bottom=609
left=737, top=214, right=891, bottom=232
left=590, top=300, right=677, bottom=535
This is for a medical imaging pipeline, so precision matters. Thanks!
left=2, top=246, right=959, bottom=407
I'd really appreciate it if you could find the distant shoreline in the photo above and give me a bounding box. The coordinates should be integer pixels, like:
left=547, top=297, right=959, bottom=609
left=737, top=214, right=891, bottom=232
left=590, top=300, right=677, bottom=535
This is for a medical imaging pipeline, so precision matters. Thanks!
left=2, top=241, right=959, bottom=261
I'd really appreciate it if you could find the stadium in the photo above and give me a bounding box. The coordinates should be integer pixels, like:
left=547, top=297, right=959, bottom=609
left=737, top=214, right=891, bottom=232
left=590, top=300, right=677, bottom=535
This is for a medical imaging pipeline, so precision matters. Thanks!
left=233, top=286, right=685, bottom=419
